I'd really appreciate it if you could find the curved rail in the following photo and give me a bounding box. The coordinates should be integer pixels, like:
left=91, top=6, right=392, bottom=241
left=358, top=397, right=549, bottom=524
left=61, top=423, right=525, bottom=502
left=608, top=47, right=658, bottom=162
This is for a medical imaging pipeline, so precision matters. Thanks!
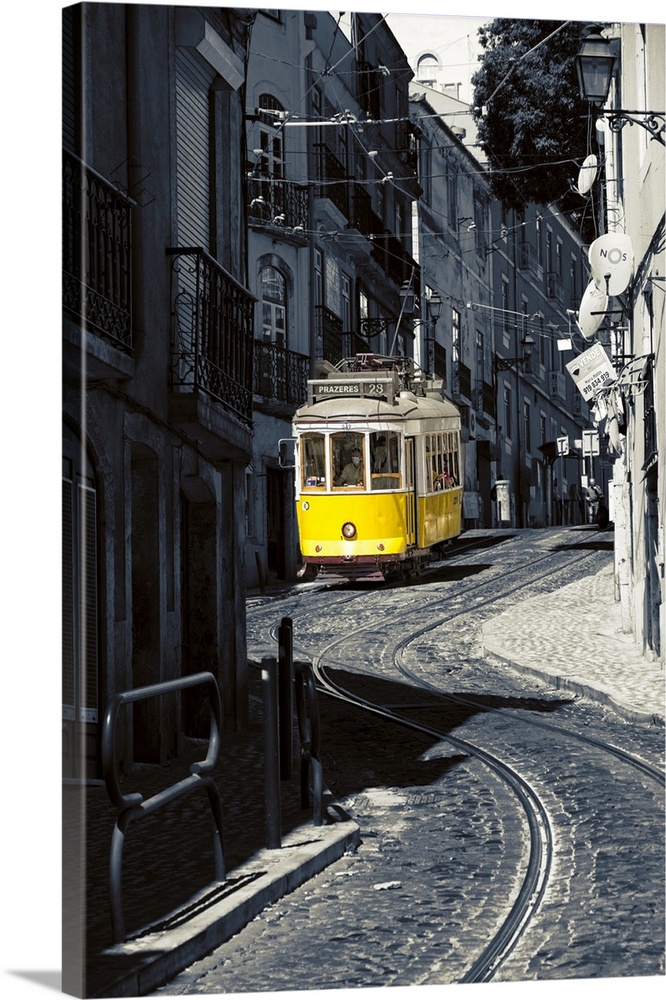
left=311, top=651, right=554, bottom=982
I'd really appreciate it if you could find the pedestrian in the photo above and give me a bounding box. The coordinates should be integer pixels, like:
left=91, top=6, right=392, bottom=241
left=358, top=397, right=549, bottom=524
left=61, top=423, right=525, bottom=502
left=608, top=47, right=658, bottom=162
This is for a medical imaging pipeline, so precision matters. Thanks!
left=596, top=496, right=610, bottom=529
left=584, top=479, right=603, bottom=524
left=372, top=436, right=387, bottom=472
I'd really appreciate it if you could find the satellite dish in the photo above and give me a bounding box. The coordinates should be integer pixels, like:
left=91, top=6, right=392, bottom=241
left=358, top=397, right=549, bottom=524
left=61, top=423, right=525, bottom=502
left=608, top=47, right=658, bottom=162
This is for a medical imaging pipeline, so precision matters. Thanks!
left=578, top=279, right=608, bottom=340
left=588, top=234, right=634, bottom=296
left=576, top=154, right=598, bottom=195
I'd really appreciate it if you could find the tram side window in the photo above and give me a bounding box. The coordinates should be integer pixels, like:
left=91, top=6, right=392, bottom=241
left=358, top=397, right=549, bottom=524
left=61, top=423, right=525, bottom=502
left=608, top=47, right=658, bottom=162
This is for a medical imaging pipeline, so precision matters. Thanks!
left=430, top=432, right=460, bottom=491
left=333, top=433, right=365, bottom=488
left=370, top=431, right=401, bottom=490
left=301, top=434, right=326, bottom=488
left=446, top=432, right=460, bottom=487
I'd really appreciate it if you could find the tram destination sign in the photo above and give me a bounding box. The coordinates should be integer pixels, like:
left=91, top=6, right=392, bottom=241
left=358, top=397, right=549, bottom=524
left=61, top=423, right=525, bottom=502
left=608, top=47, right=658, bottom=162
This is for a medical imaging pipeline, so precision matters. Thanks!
left=309, top=374, right=399, bottom=405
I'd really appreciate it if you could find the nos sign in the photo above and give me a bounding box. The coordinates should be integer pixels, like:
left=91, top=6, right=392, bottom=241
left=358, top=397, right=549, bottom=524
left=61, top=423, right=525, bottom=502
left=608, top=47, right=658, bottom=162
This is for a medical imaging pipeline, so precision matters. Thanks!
left=588, top=234, right=633, bottom=296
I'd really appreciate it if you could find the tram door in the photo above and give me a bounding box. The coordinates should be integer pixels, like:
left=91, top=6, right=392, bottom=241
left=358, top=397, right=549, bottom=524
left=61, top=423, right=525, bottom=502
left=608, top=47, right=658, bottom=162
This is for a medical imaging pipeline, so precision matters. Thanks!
left=405, top=437, right=417, bottom=545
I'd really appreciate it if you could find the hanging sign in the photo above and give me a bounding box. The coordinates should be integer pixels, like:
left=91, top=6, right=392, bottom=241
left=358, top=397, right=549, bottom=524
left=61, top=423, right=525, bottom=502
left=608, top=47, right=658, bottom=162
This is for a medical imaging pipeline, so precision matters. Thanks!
left=576, top=154, right=598, bottom=195
left=577, top=279, right=608, bottom=339
left=582, top=429, right=600, bottom=456
left=566, top=343, right=615, bottom=401
left=588, top=234, right=634, bottom=296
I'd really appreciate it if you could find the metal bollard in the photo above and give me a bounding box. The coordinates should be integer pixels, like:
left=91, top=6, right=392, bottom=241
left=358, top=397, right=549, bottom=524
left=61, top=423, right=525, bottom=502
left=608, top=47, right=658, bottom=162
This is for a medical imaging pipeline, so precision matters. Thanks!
left=261, top=656, right=281, bottom=849
left=278, top=616, right=294, bottom=780
left=294, top=661, right=323, bottom=826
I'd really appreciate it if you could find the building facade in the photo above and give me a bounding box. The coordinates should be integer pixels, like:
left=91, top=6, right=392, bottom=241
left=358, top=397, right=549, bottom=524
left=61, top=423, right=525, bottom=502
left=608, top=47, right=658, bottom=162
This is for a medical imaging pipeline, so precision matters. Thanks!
left=244, top=9, right=420, bottom=586
left=488, top=200, right=601, bottom=529
left=589, top=21, right=665, bottom=660
left=409, top=89, right=495, bottom=527
left=408, top=88, right=598, bottom=529
left=62, top=4, right=255, bottom=777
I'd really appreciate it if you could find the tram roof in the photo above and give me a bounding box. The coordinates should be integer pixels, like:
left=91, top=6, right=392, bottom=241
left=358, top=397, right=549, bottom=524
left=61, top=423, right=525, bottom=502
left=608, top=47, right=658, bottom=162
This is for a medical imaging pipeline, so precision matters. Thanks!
left=293, top=390, right=460, bottom=425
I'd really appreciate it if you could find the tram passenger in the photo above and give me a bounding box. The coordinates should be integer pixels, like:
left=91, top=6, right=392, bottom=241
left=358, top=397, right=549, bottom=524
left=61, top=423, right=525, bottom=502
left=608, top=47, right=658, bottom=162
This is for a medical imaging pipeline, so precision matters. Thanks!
left=336, top=448, right=364, bottom=486
left=372, top=436, right=387, bottom=472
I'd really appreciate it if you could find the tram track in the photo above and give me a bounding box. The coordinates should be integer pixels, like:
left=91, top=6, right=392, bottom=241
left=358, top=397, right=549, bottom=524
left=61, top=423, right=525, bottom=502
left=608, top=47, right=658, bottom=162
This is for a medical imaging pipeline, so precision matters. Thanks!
left=250, top=526, right=609, bottom=631
left=312, top=647, right=554, bottom=982
left=252, top=531, right=663, bottom=982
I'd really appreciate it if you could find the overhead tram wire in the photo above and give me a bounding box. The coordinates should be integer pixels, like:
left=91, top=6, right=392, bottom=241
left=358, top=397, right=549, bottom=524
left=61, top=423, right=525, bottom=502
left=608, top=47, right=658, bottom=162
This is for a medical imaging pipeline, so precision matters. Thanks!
left=246, top=13, right=390, bottom=174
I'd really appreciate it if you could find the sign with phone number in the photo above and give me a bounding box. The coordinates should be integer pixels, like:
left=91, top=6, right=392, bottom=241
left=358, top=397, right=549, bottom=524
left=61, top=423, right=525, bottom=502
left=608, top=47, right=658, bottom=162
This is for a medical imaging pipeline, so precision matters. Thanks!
left=566, top=344, right=615, bottom=401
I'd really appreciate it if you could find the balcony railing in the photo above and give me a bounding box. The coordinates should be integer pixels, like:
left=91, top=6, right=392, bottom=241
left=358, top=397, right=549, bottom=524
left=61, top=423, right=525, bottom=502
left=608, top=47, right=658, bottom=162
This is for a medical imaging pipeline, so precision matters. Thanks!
left=253, top=341, right=309, bottom=406
left=248, top=176, right=308, bottom=231
left=62, top=150, right=133, bottom=351
left=167, top=247, right=254, bottom=424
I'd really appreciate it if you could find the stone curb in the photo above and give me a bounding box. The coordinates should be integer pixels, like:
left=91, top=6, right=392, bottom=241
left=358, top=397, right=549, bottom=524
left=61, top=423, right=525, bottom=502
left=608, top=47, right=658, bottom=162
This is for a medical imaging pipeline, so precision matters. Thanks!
left=90, top=807, right=361, bottom=998
left=482, top=643, right=665, bottom=727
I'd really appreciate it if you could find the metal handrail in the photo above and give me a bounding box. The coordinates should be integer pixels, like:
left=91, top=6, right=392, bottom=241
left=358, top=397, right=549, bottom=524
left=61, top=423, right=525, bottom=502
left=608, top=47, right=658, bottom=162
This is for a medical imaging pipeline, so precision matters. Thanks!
left=294, top=661, right=323, bottom=826
left=101, top=672, right=225, bottom=942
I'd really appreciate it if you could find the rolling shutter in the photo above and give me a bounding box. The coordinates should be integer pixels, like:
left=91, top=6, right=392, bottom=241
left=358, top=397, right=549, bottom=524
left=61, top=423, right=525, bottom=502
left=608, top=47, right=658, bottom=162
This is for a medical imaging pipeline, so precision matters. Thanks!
left=175, top=47, right=214, bottom=247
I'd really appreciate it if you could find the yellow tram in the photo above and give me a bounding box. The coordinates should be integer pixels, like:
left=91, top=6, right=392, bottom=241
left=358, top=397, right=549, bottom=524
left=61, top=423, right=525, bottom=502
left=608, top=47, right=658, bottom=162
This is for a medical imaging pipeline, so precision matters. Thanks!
left=291, top=355, right=463, bottom=581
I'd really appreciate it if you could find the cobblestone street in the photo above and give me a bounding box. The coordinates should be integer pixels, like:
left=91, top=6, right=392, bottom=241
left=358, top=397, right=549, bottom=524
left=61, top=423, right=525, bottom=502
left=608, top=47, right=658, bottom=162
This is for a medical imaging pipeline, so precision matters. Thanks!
left=153, top=528, right=665, bottom=997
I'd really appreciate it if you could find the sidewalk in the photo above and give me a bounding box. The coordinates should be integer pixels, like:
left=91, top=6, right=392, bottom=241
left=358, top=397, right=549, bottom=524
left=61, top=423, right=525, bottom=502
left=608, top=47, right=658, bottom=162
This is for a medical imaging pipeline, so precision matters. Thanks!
left=73, top=552, right=664, bottom=999
left=482, top=558, right=665, bottom=725
left=65, top=669, right=361, bottom=999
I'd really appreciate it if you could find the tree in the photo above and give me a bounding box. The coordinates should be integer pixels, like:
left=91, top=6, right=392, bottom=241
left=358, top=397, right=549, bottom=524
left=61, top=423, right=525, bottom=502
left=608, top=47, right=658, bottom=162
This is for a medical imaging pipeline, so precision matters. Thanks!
left=471, top=19, right=597, bottom=225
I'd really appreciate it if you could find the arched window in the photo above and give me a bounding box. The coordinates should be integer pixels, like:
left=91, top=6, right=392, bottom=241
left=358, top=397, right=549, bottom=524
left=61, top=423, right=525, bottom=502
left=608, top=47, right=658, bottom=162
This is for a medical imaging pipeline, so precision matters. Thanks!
left=260, top=265, right=286, bottom=347
left=416, top=53, right=440, bottom=87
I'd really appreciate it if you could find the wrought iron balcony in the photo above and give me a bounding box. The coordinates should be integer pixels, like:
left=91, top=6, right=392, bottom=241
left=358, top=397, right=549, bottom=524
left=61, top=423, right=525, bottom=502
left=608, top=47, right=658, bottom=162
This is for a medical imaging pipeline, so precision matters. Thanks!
left=167, top=247, right=255, bottom=425
left=62, top=150, right=133, bottom=351
left=248, top=176, right=308, bottom=231
left=253, top=341, right=309, bottom=407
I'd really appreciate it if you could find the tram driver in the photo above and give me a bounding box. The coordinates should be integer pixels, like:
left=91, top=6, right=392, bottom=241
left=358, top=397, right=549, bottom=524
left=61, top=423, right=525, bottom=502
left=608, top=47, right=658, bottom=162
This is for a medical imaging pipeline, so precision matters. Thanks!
left=336, top=447, right=364, bottom=486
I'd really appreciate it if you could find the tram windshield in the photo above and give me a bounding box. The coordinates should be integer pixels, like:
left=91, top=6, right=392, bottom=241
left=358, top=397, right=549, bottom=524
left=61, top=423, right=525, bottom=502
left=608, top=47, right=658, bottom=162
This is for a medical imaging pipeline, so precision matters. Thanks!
left=332, top=433, right=366, bottom=488
left=300, top=433, right=326, bottom=488
left=369, top=431, right=401, bottom=490
left=299, top=431, right=402, bottom=491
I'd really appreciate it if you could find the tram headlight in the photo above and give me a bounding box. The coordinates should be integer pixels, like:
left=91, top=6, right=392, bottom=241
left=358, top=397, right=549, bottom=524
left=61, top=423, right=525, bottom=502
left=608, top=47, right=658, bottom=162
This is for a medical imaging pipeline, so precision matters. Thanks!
left=341, top=521, right=357, bottom=540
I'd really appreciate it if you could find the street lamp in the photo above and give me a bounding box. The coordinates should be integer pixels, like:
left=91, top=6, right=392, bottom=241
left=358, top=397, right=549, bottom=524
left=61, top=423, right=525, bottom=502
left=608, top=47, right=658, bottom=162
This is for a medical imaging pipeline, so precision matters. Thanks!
left=493, top=334, right=535, bottom=373
left=422, top=292, right=442, bottom=373
left=427, top=291, right=442, bottom=323
left=576, top=25, right=665, bottom=145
